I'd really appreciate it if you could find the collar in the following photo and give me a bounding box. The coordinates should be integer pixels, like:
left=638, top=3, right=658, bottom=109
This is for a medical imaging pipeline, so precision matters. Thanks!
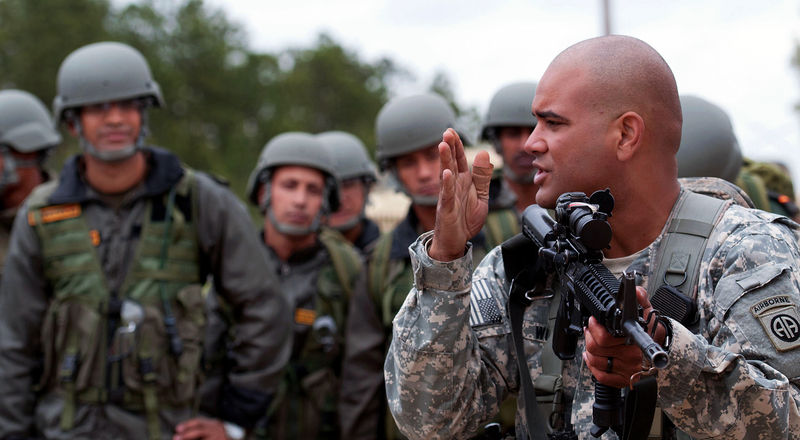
left=354, top=218, right=381, bottom=252
left=48, top=146, right=184, bottom=205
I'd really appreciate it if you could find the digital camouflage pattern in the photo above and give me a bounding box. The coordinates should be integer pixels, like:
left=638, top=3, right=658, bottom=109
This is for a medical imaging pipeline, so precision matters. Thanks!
left=385, top=188, right=800, bottom=439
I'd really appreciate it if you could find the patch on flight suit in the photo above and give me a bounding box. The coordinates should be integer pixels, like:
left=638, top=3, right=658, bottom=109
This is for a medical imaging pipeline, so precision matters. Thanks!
left=751, top=295, right=800, bottom=352
left=469, top=279, right=502, bottom=327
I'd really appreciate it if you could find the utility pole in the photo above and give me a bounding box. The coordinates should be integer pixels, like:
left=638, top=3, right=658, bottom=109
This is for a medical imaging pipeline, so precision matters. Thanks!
left=602, top=0, right=612, bottom=35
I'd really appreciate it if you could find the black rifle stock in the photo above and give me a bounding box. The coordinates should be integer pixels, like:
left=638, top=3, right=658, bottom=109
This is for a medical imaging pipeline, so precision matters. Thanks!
left=520, top=190, right=668, bottom=438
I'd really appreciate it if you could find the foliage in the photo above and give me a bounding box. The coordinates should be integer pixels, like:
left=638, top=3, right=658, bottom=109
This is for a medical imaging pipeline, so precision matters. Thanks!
left=0, top=0, right=468, bottom=199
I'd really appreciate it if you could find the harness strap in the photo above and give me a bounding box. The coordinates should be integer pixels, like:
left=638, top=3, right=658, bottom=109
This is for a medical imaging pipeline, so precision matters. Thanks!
left=59, top=331, right=80, bottom=431
left=502, top=233, right=549, bottom=440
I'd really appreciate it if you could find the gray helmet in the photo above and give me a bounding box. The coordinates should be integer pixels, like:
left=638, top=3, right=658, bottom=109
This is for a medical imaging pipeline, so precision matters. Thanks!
left=316, top=131, right=377, bottom=183
left=54, top=41, right=163, bottom=122
left=317, top=131, right=376, bottom=232
left=480, top=82, right=537, bottom=142
left=247, top=131, right=340, bottom=212
left=677, top=95, right=742, bottom=183
left=54, top=41, right=163, bottom=162
left=0, top=89, right=61, bottom=153
left=375, top=93, right=457, bottom=170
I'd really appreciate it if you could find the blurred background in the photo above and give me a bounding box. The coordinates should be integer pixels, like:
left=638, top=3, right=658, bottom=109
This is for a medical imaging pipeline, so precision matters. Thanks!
left=1, top=0, right=798, bottom=223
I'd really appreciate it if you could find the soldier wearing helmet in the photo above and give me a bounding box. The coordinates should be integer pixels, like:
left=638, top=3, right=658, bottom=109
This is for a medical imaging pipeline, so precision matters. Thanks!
left=678, top=94, right=800, bottom=218
left=0, top=89, right=61, bottom=279
left=338, top=93, right=519, bottom=439
left=198, top=132, right=365, bottom=439
left=317, top=130, right=381, bottom=255
left=0, top=42, right=292, bottom=439
left=481, top=82, right=539, bottom=213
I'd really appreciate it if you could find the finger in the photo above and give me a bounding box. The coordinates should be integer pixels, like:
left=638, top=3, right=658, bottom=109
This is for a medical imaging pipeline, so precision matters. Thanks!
left=585, top=316, right=627, bottom=349
left=583, top=352, right=631, bottom=388
left=471, top=150, right=494, bottom=202
left=584, top=323, right=641, bottom=363
left=635, top=286, right=652, bottom=309
left=438, top=140, right=455, bottom=180
left=448, top=128, right=469, bottom=174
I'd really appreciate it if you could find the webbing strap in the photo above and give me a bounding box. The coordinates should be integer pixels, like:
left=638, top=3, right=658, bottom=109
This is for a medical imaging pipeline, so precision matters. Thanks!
left=59, top=331, right=79, bottom=432
left=508, top=290, right=548, bottom=440
left=647, top=191, right=728, bottom=298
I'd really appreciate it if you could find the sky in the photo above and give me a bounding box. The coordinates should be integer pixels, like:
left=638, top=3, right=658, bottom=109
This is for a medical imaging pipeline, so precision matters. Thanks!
left=206, top=0, right=800, bottom=184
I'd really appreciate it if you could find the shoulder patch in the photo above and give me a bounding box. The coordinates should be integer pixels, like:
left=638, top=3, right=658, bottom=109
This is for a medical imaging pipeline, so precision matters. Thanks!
left=751, top=295, right=800, bottom=352
left=469, top=279, right=503, bottom=327
left=28, top=204, right=81, bottom=226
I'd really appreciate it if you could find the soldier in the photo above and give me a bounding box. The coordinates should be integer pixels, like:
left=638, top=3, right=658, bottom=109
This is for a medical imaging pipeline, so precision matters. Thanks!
left=316, top=131, right=381, bottom=255
left=0, top=89, right=61, bottom=279
left=0, top=41, right=292, bottom=439
left=339, top=93, right=519, bottom=439
left=385, top=35, right=800, bottom=439
left=481, top=82, right=539, bottom=213
left=240, top=132, right=365, bottom=439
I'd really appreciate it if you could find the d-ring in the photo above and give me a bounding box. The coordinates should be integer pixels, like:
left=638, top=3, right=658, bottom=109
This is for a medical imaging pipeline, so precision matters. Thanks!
left=606, top=356, right=614, bottom=373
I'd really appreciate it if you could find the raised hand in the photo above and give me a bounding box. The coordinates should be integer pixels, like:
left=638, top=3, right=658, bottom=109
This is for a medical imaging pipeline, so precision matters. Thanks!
left=429, top=128, right=494, bottom=261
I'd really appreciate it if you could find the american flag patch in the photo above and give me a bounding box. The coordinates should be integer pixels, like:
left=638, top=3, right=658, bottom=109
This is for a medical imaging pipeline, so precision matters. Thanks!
left=469, top=279, right=502, bottom=327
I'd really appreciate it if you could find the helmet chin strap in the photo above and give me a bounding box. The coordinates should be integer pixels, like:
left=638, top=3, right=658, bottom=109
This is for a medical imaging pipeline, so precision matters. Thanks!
left=72, top=108, right=150, bottom=162
left=503, top=166, right=536, bottom=184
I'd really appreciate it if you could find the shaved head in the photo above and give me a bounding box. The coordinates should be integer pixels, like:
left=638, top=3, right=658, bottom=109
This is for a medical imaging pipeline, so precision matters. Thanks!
left=550, top=35, right=683, bottom=153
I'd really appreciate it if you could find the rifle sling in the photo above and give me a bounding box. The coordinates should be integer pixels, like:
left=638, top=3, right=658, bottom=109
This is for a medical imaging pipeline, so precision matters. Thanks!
left=503, top=234, right=549, bottom=440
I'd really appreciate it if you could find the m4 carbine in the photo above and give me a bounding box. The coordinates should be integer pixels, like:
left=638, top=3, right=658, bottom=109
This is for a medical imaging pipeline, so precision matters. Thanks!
left=520, top=190, right=668, bottom=438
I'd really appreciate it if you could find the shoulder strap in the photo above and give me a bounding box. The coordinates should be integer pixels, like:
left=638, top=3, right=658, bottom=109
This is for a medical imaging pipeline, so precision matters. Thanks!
left=319, top=229, right=363, bottom=299
left=368, top=232, right=393, bottom=306
left=501, top=234, right=550, bottom=440
left=646, top=191, right=730, bottom=299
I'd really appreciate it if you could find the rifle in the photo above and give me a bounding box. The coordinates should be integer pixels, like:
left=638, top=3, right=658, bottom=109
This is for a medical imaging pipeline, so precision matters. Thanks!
left=519, top=190, right=668, bottom=438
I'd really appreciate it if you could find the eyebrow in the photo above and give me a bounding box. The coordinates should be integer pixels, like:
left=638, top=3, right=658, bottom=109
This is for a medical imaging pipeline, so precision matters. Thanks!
left=534, top=110, right=569, bottom=122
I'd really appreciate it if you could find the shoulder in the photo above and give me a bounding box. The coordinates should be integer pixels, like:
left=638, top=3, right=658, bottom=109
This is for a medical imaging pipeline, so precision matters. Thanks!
left=26, top=180, right=60, bottom=210
left=703, top=205, right=800, bottom=282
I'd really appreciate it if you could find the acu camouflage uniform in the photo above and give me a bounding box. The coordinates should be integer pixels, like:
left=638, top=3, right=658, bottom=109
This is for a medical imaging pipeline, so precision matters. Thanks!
left=339, top=179, right=520, bottom=439
left=385, top=183, right=800, bottom=439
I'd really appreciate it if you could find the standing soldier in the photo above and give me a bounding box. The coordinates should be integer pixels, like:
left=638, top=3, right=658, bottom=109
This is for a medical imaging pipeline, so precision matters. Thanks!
left=316, top=131, right=381, bottom=255
left=242, top=132, right=366, bottom=439
left=0, top=89, right=61, bottom=279
left=0, top=41, right=292, bottom=439
left=339, top=93, right=519, bottom=439
left=481, top=82, right=539, bottom=214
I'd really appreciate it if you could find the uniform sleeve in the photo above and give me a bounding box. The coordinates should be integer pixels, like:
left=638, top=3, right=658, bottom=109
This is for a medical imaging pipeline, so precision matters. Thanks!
left=656, top=215, right=800, bottom=438
left=193, top=174, right=292, bottom=428
left=339, top=271, right=385, bottom=439
left=384, top=231, right=517, bottom=439
left=0, top=205, right=49, bottom=438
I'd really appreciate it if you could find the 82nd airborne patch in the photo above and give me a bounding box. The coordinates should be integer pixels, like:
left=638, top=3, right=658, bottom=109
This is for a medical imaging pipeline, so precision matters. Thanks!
left=751, top=295, right=800, bottom=352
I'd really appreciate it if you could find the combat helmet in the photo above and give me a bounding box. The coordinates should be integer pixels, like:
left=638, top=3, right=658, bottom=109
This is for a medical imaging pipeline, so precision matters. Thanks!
left=247, top=132, right=340, bottom=236
left=677, top=95, right=742, bottom=183
left=375, top=93, right=457, bottom=205
left=480, top=82, right=537, bottom=146
left=0, top=89, right=61, bottom=191
left=317, top=131, right=376, bottom=231
left=54, top=41, right=163, bottom=162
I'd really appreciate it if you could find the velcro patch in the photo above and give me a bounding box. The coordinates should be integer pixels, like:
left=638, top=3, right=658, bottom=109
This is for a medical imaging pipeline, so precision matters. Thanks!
left=469, top=279, right=502, bottom=327
left=28, top=204, right=81, bottom=226
left=751, top=295, right=800, bottom=352
left=295, top=308, right=316, bottom=326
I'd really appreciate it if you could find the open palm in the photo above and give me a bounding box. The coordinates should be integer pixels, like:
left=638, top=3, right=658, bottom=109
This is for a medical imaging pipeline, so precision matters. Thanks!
left=429, top=128, right=494, bottom=262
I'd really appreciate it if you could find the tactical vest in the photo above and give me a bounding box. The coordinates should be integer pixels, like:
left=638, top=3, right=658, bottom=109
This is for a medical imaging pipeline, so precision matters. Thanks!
left=28, top=169, right=203, bottom=440
left=504, top=177, right=752, bottom=440
left=259, top=229, right=362, bottom=440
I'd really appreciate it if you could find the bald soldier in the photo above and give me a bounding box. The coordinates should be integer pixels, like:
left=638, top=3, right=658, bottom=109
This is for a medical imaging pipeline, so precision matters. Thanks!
left=385, top=35, right=800, bottom=439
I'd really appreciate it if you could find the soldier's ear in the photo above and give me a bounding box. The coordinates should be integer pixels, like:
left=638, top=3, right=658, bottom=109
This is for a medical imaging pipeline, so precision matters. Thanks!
left=613, top=111, right=644, bottom=162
